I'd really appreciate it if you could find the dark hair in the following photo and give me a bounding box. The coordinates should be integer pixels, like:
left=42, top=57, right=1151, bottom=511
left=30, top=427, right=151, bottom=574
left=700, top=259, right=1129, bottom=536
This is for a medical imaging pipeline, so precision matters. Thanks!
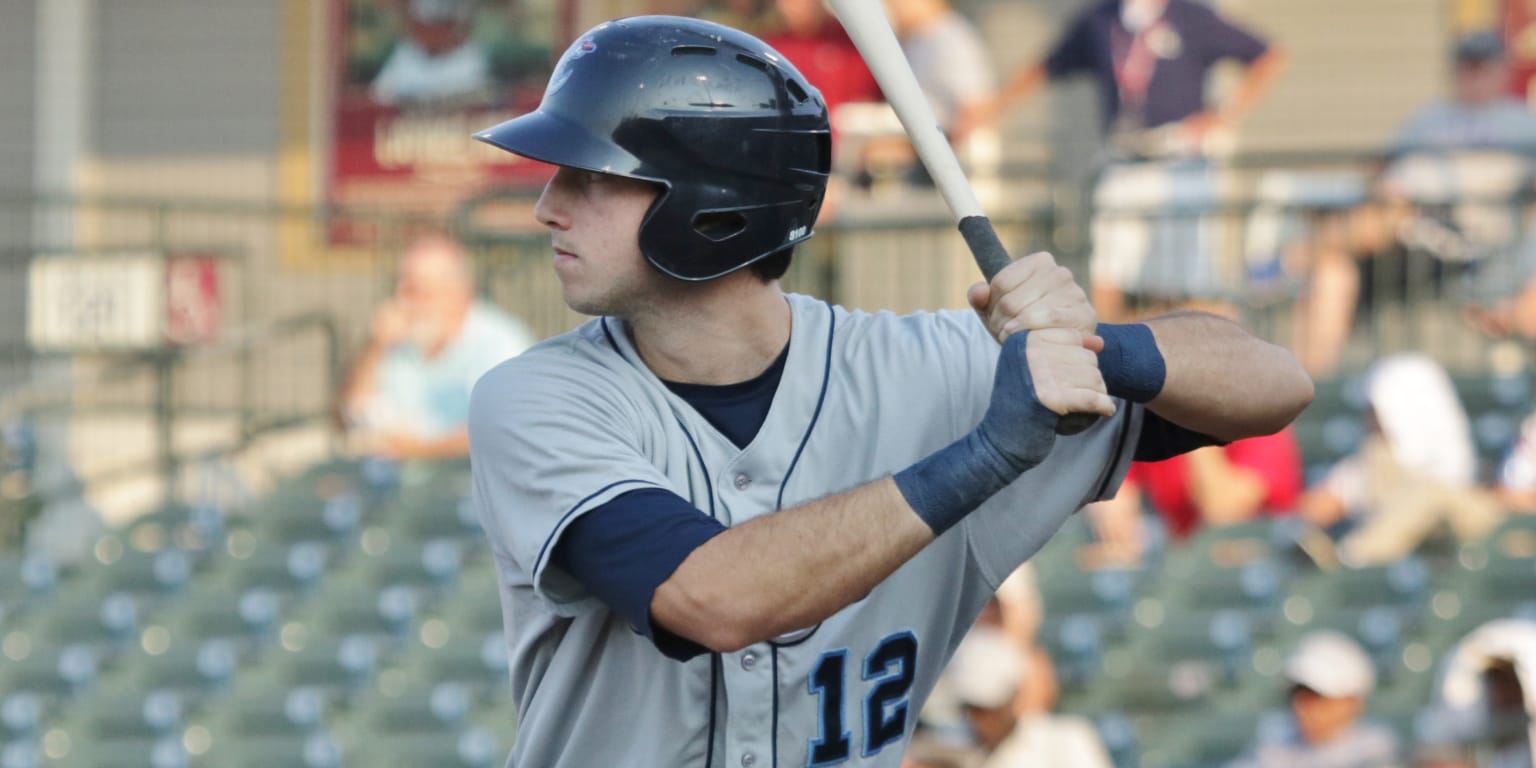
left=749, top=247, right=793, bottom=282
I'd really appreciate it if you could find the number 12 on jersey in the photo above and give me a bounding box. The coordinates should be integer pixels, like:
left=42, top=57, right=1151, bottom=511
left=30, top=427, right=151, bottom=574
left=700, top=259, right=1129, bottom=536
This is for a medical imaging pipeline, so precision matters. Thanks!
left=807, top=631, right=919, bottom=765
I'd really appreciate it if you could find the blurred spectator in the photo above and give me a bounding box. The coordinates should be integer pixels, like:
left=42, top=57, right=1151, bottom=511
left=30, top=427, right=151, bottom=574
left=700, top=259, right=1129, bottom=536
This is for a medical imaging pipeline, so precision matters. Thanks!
left=341, top=233, right=535, bottom=461
left=1232, top=630, right=1400, bottom=768
left=764, top=0, right=881, bottom=117
left=1086, top=426, right=1302, bottom=560
left=973, top=0, right=1284, bottom=154
left=1424, top=619, right=1536, bottom=768
left=877, top=0, right=998, bottom=188
left=883, top=0, right=995, bottom=142
left=1299, top=354, right=1502, bottom=567
left=946, top=625, right=1114, bottom=768
left=970, top=0, right=1285, bottom=321
left=1296, top=31, right=1536, bottom=375
left=370, top=0, right=493, bottom=107
left=763, top=0, right=882, bottom=216
left=1497, top=413, right=1536, bottom=513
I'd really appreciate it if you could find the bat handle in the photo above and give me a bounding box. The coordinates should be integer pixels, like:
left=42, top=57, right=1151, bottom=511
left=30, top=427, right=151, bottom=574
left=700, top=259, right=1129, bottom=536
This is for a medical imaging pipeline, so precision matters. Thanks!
left=957, top=215, right=1099, bottom=437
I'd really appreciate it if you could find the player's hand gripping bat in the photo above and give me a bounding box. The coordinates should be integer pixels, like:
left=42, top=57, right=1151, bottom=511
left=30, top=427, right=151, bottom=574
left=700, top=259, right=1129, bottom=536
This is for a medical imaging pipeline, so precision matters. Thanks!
left=825, top=0, right=1099, bottom=435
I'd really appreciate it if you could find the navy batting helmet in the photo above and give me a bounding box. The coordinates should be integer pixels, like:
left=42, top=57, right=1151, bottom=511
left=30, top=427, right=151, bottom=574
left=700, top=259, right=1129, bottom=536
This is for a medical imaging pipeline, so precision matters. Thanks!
left=473, top=16, right=832, bottom=281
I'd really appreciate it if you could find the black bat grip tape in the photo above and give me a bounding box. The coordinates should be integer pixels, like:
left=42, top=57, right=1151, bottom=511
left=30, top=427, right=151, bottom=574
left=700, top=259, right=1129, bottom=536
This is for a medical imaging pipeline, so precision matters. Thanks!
left=958, top=215, right=1099, bottom=437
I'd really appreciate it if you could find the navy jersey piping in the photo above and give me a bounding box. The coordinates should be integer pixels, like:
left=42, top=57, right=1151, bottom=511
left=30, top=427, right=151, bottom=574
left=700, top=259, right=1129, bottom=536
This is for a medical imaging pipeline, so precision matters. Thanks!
left=775, top=302, right=836, bottom=510
left=772, top=647, right=781, bottom=767
left=532, top=478, right=658, bottom=581
left=1090, top=404, right=1136, bottom=500
left=706, top=653, right=720, bottom=768
left=602, top=318, right=719, bottom=522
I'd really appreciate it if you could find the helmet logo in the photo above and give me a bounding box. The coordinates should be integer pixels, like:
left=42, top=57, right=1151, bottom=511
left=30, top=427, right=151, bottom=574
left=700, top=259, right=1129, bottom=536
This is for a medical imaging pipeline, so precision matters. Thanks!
left=569, top=37, right=599, bottom=60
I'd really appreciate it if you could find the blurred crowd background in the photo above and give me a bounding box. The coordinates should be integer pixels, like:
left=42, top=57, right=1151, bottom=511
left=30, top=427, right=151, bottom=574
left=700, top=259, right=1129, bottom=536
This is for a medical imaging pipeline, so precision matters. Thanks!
left=2, top=0, right=1536, bottom=766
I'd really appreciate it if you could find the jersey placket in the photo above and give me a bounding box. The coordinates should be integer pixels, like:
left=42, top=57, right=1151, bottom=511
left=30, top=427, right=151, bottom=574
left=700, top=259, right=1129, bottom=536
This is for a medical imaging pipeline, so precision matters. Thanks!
left=715, top=452, right=784, bottom=768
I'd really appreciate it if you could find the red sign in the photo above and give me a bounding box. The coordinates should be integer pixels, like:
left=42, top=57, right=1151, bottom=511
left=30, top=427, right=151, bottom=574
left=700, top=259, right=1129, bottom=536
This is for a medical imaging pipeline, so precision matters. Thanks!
left=164, top=254, right=221, bottom=346
left=1504, top=0, right=1536, bottom=102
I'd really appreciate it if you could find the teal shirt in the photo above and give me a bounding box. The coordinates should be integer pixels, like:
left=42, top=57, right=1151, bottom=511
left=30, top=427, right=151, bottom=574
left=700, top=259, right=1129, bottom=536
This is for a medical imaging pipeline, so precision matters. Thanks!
left=373, top=302, right=535, bottom=438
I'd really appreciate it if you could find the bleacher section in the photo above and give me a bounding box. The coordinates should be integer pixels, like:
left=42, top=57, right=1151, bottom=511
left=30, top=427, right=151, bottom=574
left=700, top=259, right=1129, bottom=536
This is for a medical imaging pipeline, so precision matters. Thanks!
left=1, top=370, right=1535, bottom=768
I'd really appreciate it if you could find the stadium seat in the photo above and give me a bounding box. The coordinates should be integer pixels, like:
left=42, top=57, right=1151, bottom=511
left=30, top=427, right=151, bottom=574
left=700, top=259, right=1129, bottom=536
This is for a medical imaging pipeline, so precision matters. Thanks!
left=0, top=552, right=58, bottom=625
left=154, top=584, right=284, bottom=649
left=1136, top=711, right=1263, bottom=768
left=336, top=534, right=464, bottom=594
left=47, top=689, right=187, bottom=746
left=248, top=634, right=385, bottom=695
left=393, top=629, right=507, bottom=694
left=438, top=578, right=505, bottom=637
left=214, top=539, right=333, bottom=596
left=36, top=735, right=188, bottom=768
left=192, top=683, right=332, bottom=743
left=339, top=727, right=499, bottom=768
left=77, top=546, right=197, bottom=601
left=101, top=636, right=241, bottom=699
left=1285, top=556, right=1432, bottom=620
left=0, top=644, right=102, bottom=703
left=288, top=583, right=420, bottom=643
left=186, top=732, right=341, bottom=768
left=12, top=590, right=141, bottom=653
left=382, top=491, right=483, bottom=542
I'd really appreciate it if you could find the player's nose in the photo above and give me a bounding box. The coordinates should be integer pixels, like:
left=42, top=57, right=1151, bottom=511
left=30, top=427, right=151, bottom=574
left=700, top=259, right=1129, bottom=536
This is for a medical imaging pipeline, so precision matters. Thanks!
left=534, top=172, right=573, bottom=231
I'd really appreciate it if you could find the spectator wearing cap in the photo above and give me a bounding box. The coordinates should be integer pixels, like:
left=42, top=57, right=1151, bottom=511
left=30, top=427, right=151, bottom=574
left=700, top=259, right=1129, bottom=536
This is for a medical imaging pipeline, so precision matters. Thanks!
left=1424, top=619, right=1536, bottom=767
left=946, top=626, right=1113, bottom=768
left=1296, top=30, right=1536, bottom=375
left=1233, top=631, right=1400, bottom=768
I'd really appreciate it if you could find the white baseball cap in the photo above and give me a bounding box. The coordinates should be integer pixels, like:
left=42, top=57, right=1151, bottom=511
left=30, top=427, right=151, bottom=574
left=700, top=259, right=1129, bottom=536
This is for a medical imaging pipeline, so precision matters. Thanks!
left=1284, top=630, right=1377, bottom=699
left=947, top=626, right=1024, bottom=709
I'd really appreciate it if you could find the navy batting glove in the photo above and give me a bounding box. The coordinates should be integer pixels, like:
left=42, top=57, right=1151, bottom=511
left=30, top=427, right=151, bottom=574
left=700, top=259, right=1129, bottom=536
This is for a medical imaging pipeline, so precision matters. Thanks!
left=1097, top=323, right=1165, bottom=404
left=893, top=331, right=1059, bottom=536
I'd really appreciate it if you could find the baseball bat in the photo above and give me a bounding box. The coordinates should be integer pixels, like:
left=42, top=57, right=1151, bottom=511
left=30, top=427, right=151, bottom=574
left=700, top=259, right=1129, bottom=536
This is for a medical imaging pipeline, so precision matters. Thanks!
left=824, top=0, right=1097, bottom=435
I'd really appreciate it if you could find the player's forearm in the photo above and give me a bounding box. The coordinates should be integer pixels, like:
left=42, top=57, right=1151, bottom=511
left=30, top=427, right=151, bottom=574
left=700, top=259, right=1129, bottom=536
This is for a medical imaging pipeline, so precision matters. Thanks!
left=652, top=477, right=933, bottom=652
left=1220, top=48, right=1286, bottom=125
left=1142, top=311, right=1312, bottom=441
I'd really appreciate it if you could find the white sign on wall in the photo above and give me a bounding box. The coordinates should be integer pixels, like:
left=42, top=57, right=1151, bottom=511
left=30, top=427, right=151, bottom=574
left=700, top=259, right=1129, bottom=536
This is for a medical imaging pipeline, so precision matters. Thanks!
left=27, top=254, right=165, bottom=349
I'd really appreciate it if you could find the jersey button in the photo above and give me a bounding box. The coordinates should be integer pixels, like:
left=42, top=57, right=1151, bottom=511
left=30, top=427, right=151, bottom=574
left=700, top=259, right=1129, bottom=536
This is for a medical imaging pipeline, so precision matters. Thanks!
left=740, top=651, right=758, bottom=671
left=740, top=752, right=757, bottom=768
left=733, top=473, right=751, bottom=491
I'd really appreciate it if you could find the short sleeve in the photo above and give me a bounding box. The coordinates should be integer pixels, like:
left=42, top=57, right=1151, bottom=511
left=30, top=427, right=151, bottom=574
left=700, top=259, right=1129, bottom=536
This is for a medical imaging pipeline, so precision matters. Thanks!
left=1043, top=9, right=1099, bottom=78
left=468, top=354, right=675, bottom=615
left=1185, top=4, right=1269, bottom=64
left=933, top=17, right=996, bottom=105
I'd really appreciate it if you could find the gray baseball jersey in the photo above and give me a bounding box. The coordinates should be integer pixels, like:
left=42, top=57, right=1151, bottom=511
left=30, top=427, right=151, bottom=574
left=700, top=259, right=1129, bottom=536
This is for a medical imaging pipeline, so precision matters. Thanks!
left=468, top=292, right=1144, bottom=767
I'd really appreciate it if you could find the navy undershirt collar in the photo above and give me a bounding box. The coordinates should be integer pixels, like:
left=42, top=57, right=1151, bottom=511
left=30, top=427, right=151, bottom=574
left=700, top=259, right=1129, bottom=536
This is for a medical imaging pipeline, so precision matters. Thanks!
left=662, top=343, right=789, bottom=449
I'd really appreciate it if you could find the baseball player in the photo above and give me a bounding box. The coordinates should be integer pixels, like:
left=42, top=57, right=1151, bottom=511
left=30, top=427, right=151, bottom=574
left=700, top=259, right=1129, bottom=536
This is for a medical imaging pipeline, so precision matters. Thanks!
left=467, top=16, right=1312, bottom=768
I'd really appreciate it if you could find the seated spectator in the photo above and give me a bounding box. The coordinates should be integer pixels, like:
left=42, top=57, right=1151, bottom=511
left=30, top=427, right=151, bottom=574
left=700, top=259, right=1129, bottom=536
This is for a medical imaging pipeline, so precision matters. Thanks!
left=1295, top=31, right=1536, bottom=375
left=341, top=233, right=535, bottom=461
left=1299, top=354, right=1502, bottom=567
left=1232, top=630, right=1400, bottom=768
left=1085, top=425, right=1302, bottom=563
left=946, top=625, right=1114, bottom=768
left=762, top=0, right=882, bottom=216
left=1423, top=618, right=1536, bottom=767
left=882, top=0, right=999, bottom=187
